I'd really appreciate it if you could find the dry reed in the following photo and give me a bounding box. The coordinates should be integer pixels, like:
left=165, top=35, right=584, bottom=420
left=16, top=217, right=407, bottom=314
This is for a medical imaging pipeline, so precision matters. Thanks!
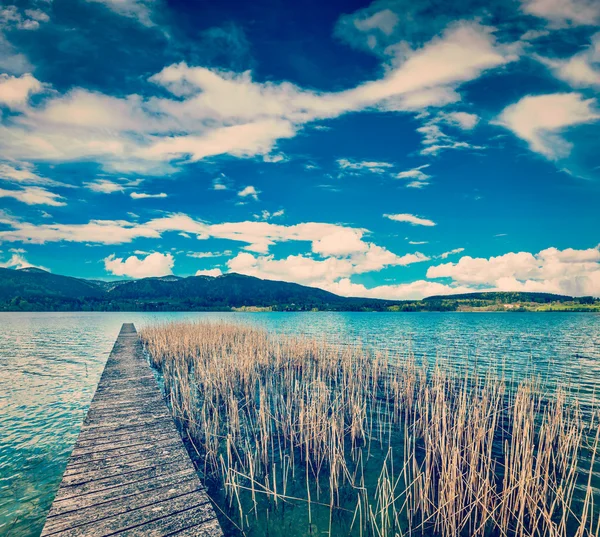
left=140, top=321, right=600, bottom=537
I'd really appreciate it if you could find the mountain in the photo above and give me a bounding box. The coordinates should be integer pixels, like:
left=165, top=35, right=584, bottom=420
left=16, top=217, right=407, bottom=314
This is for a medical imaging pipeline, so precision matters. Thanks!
left=0, top=268, right=597, bottom=312
left=0, top=268, right=400, bottom=311
left=0, top=267, right=104, bottom=302
left=423, top=292, right=575, bottom=303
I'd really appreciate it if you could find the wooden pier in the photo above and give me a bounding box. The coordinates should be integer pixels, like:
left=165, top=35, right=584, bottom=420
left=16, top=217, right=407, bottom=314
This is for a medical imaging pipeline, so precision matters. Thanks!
left=41, top=323, right=223, bottom=537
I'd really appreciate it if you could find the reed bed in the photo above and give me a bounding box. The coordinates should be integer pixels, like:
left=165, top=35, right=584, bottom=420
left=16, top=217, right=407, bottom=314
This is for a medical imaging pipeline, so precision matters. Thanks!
left=140, top=321, right=600, bottom=537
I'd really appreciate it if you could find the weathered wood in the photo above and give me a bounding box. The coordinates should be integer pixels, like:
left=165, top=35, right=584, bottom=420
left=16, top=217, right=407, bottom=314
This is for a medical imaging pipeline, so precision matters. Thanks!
left=41, top=323, right=222, bottom=537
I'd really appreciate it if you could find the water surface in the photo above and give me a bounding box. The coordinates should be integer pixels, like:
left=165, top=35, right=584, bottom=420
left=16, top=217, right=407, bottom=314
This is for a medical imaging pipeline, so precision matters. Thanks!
left=0, top=311, right=598, bottom=536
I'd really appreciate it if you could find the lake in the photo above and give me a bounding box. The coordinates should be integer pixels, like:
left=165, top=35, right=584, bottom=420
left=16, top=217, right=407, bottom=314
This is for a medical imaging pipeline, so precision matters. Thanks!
left=1, top=311, right=599, bottom=536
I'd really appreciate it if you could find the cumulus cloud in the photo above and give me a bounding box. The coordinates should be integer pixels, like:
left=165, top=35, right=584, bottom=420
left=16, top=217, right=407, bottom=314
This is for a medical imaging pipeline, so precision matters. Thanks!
left=104, top=251, right=174, bottom=278
left=222, top=244, right=600, bottom=300
left=195, top=268, right=222, bottom=277
left=427, top=246, right=600, bottom=296
left=237, top=185, right=259, bottom=201
left=0, top=252, right=47, bottom=271
left=255, top=209, right=284, bottom=221
left=536, top=34, right=600, bottom=88
left=0, top=73, right=43, bottom=108
left=496, top=93, right=599, bottom=159
left=384, top=213, right=436, bottom=226
left=0, top=6, right=49, bottom=31
left=395, top=164, right=431, bottom=188
left=436, top=111, right=480, bottom=129
left=227, top=247, right=428, bottom=289
left=0, top=22, right=513, bottom=174
left=325, top=278, right=473, bottom=300
left=353, top=9, right=399, bottom=37
left=0, top=186, right=65, bottom=206
left=520, top=0, right=600, bottom=26
left=0, top=213, right=370, bottom=255
left=84, top=179, right=125, bottom=194
left=0, top=210, right=433, bottom=292
left=212, top=175, right=229, bottom=190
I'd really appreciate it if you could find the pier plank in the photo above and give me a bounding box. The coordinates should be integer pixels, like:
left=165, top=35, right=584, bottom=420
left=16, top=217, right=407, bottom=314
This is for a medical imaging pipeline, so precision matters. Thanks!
left=41, top=323, right=222, bottom=537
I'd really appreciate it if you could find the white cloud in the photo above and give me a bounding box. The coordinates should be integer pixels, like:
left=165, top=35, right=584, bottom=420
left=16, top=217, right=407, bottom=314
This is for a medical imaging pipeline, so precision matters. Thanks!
left=256, top=209, right=284, bottom=220
left=0, top=217, right=161, bottom=244
left=195, top=268, right=222, bottom=277
left=262, top=153, right=288, bottom=163
left=325, top=278, right=473, bottom=300
left=137, top=120, right=296, bottom=164
left=0, top=186, right=65, bottom=206
left=238, top=185, right=259, bottom=201
left=438, top=247, right=465, bottom=259
left=84, top=179, right=125, bottom=194
left=0, top=211, right=431, bottom=291
left=427, top=246, right=600, bottom=296
left=188, top=250, right=231, bottom=259
left=337, top=158, right=394, bottom=173
left=384, top=213, right=436, bottom=226
left=0, top=34, right=32, bottom=75
left=24, top=9, right=49, bottom=23
left=353, top=9, right=399, bottom=37
left=520, top=0, right=600, bottom=26
left=0, top=252, right=47, bottom=271
left=227, top=246, right=428, bottom=289
left=0, top=73, right=43, bottom=108
left=130, top=191, right=167, bottom=199
left=496, top=93, right=599, bottom=159
left=395, top=164, right=431, bottom=187
left=0, top=6, right=49, bottom=31
left=346, top=23, right=512, bottom=106
left=86, top=0, right=155, bottom=26
left=416, top=113, right=483, bottom=155
left=212, top=175, right=229, bottom=190
left=0, top=162, right=66, bottom=187
left=536, top=35, right=600, bottom=88
left=0, top=22, right=514, bottom=174
left=312, top=228, right=369, bottom=257
left=437, top=111, right=480, bottom=129
left=396, top=164, right=430, bottom=179
left=104, top=251, right=174, bottom=278
left=0, top=214, right=372, bottom=256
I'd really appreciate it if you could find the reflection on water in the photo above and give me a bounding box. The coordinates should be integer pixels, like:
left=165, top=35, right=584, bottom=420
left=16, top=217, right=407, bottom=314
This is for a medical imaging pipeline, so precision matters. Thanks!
left=0, top=311, right=598, bottom=536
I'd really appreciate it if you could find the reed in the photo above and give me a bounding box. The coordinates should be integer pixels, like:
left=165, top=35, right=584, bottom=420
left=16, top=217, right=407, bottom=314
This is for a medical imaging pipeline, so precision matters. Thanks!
left=140, top=321, right=600, bottom=537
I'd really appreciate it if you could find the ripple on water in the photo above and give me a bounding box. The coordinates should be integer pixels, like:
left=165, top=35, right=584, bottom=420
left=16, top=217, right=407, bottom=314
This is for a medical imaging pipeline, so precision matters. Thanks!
left=0, top=311, right=598, bottom=536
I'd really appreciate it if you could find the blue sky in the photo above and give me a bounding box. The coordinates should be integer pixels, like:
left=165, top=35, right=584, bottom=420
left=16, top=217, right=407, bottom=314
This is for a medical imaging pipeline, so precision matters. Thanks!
left=0, top=0, right=599, bottom=299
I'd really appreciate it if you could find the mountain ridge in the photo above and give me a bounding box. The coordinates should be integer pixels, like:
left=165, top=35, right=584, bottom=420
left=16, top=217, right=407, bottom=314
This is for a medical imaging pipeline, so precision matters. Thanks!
left=0, top=267, right=598, bottom=312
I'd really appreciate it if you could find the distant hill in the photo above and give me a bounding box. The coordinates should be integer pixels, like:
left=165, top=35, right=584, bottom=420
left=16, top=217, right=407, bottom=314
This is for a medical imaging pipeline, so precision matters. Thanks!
left=412, top=291, right=599, bottom=312
left=0, top=268, right=400, bottom=311
left=423, top=292, right=575, bottom=303
left=0, top=267, right=104, bottom=302
left=0, top=268, right=597, bottom=312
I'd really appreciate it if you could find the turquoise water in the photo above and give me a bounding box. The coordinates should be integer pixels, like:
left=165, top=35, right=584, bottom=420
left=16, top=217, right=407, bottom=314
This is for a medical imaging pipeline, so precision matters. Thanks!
left=0, top=311, right=599, bottom=536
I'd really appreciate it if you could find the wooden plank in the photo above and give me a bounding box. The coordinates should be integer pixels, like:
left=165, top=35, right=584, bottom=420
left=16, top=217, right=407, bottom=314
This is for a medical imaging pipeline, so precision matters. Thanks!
left=41, top=323, right=222, bottom=537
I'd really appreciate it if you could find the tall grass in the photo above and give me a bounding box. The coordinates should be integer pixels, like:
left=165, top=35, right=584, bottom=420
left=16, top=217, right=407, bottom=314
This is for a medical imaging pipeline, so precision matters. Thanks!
left=140, top=321, right=600, bottom=537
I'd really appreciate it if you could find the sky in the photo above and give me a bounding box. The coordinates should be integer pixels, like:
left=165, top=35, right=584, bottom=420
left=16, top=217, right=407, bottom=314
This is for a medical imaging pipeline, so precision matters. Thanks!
left=0, top=0, right=599, bottom=299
